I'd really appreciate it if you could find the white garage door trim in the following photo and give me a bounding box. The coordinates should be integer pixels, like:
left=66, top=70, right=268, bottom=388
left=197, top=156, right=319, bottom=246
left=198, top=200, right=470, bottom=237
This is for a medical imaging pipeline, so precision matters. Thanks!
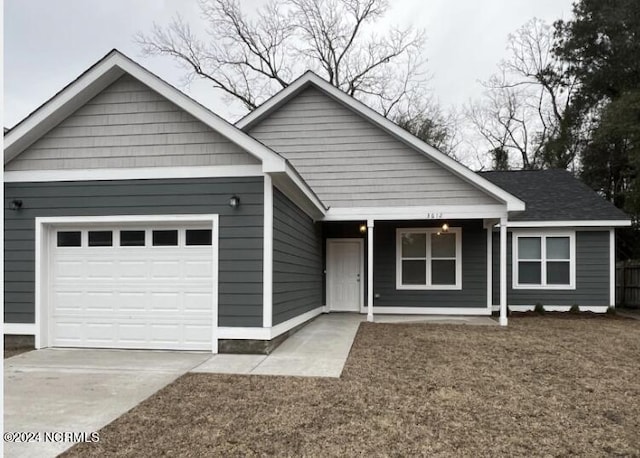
left=35, top=214, right=219, bottom=353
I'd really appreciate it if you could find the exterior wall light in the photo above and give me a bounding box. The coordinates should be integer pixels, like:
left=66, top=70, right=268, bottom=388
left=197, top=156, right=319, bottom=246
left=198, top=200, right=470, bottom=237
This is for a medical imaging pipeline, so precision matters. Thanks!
left=10, top=199, right=23, bottom=211
left=437, top=223, right=449, bottom=236
left=359, top=224, right=367, bottom=234
left=228, top=195, right=240, bottom=209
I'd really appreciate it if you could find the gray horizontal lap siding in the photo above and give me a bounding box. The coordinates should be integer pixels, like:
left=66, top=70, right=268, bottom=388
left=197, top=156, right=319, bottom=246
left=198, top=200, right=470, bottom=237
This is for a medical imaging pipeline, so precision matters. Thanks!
left=248, top=87, right=499, bottom=208
left=491, top=231, right=609, bottom=306
left=374, top=220, right=487, bottom=308
left=4, top=177, right=264, bottom=326
left=272, top=188, right=322, bottom=325
left=6, top=74, right=259, bottom=171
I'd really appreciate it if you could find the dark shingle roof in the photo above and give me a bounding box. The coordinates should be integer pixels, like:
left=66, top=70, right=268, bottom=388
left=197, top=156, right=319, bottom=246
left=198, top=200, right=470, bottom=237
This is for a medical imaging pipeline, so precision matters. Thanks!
left=479, top=169, right=628, bottom=221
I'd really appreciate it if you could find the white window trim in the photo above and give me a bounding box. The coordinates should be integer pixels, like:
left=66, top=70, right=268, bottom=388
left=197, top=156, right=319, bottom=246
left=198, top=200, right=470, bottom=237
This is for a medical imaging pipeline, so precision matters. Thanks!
left=512, top=230, right=576, bottom=290
left=395, top=227, right=462, bottom=291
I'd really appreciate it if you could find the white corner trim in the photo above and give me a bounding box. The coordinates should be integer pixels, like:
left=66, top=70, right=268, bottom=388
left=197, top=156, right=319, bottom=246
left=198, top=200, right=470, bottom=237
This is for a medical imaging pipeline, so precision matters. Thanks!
left=367, top=219, right=374, bottom=322
left=5, top=50, right=287, bottom=173
left=263, top=175, right=274, bottom=328
left=506, top=220, right=632, bottom=228
left=4, top=165, right=264, bottom=183
left=218, top=306, right=323, bottom=340
left=511, top=230, right=576, bottom=290
left=324, top=205, right=509, bottom=221
left=3, top=323, right=37, bottom=336
left=211, top=215, right=220, bottom=354
left=236, top=72, right=525, bottom=212
left=610, top=229, right=615, bottom=307
left=372, top=307, right=491, bottom=316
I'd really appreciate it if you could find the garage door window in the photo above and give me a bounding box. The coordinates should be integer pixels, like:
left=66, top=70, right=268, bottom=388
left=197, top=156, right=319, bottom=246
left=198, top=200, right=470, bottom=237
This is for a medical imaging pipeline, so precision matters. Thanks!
left=152, top=230, right=178, bottom=246
left=57, top=231, right=81, bottom=247
left=186, top=229, right=212, bottom=246
left=88, top=231, right=113, bottom=247
left=120, top=230, right=146, bottom=247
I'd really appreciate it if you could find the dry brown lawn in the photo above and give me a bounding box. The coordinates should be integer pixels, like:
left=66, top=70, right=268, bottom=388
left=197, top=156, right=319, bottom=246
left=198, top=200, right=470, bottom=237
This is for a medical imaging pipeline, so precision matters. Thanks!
left=66, top=316, right=640, bottom=457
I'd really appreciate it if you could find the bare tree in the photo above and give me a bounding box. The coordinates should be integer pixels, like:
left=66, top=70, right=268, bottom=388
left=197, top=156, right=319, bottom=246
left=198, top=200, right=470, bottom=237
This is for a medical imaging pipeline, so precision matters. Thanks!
left=135, top=0, right=426, bottom=117
left=465, top=18, right=577, bottom=170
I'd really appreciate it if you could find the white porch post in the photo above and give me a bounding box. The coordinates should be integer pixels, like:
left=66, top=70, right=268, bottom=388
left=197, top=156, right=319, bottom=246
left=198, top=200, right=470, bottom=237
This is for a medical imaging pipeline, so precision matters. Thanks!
left=499, top=216, right=508, bottom=326
left=367, top=218, right=374, bottom=322
left=486, top=222, right=493, bottom=310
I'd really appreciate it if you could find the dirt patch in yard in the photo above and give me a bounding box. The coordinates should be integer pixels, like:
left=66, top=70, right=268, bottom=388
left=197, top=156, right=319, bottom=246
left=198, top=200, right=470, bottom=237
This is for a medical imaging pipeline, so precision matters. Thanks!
left=4, top=335, right=34, bottom=359
left=65, top=317, right=640, bottom=457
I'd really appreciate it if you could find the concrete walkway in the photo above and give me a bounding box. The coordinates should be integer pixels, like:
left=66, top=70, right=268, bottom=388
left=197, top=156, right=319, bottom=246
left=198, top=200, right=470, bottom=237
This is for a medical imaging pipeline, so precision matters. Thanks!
left=193, top=314, right=363, bottom=378
left=192, top=313, right=496, bottom=378
left=4, top=349, right=210, bottom=458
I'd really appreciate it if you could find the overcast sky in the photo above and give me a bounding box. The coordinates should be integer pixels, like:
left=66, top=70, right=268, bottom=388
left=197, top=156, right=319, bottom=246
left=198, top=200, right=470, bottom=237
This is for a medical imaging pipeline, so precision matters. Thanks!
left=4, top=0, right=575, bottom=130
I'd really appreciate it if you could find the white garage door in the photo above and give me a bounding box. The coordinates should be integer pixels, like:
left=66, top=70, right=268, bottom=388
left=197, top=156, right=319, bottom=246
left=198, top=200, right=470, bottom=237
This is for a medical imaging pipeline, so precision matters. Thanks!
left=50, top=224, right=214, bottom=350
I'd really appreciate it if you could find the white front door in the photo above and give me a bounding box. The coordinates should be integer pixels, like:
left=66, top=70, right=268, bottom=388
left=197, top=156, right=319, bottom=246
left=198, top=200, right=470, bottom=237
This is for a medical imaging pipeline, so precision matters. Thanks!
left=327, top=239, right=363, bottom=312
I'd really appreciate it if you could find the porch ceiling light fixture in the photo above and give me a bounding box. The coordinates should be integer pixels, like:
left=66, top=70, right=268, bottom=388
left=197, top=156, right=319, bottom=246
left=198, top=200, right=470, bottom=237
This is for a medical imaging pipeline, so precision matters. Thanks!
left=359, top=223, right=367, bottom=234
left=10, top=199, right=23, bottom=211
left=437, top=223, right=449, bottom=236
left=228, top=195, right=240, bottom=209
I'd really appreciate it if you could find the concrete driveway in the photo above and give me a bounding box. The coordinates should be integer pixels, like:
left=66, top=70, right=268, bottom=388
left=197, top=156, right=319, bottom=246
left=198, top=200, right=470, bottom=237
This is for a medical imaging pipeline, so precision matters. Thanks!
left=4, top=349, right=210, bottom=458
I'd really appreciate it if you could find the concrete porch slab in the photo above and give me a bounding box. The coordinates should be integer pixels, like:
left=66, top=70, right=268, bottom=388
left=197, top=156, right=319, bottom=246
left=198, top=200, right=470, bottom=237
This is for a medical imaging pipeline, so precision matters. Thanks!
left=191, top=354, right=267, bottom=374
left=373, top=315, right=498, bottom=326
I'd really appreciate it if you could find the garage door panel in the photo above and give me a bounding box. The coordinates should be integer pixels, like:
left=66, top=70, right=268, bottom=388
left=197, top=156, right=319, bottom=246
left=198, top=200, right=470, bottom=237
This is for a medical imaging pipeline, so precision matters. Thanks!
left=56, top=260, right=84, bottom=279
left=50, top=223, right=215, bottom=351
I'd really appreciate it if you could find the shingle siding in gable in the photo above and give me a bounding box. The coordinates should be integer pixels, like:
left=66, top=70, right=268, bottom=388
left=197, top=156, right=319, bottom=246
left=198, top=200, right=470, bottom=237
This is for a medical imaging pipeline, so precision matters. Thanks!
left=491, top=231, right=610, bottom=306
left=248, top=87, right=500, bottom=208
left=5, top=74, right=260, bottom=171
left=272, top=188, right=323, bottom=325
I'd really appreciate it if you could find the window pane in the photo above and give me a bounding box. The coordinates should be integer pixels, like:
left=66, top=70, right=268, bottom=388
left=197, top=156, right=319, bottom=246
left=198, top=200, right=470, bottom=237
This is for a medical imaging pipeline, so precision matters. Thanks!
left=431, top=233, right=456, bottom=258
left=88, top=231, right=112, bottom=247
left=402, top=260, right=426, bottom=285
left=518, top=237, right=541, bottom=259
left=518, top=261, right=541, bottom=284
left=402, top=233, right=426, bottom=258
left=57, top=231, right=81, bottom=247
left=120, top=230, right=145, bottom=247
left=547, top=237, right=570, bottom=260
left=547, top=262, right=570, bottom=285
left=432, top=260, right=456, bottom=285
left=152, top=230, right=178, bottom=246
left=186, top=229, right=212, bottom=246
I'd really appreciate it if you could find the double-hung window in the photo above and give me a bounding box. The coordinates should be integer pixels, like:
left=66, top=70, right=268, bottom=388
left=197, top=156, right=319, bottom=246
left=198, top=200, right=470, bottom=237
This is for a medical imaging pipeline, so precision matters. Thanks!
left=396, top=228, right=462, bottom=290
left=513, top=232, right=575, bottom=289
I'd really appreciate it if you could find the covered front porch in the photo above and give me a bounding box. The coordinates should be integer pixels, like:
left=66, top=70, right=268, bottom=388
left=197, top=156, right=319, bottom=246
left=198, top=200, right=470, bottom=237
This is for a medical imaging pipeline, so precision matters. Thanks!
left=321, top=210, right=510, bottom=326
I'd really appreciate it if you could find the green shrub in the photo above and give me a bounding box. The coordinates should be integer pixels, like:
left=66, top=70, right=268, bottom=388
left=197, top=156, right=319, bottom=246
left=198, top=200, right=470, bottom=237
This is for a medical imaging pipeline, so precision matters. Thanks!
left=606, top=306, right=617, bottom=315
left=569, top=304, right=580, bottom=314
left=534, top=303, right=545, bottom=314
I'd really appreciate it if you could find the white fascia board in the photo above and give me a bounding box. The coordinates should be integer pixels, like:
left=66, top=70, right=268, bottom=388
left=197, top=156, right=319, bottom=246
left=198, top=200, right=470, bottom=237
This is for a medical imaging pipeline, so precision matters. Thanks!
left=237, top=72, right=525, bottom=212
left=4, top=54, right=125, bottom=163
left=5, top=50, right=287, bottom=173
left=323, top=205, right=508, bottom=221
left=4, top=165, right=264, bottom=183
left=506, top=220, right=632, bottom=228
left=283, top=162, right=327, bottom=215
